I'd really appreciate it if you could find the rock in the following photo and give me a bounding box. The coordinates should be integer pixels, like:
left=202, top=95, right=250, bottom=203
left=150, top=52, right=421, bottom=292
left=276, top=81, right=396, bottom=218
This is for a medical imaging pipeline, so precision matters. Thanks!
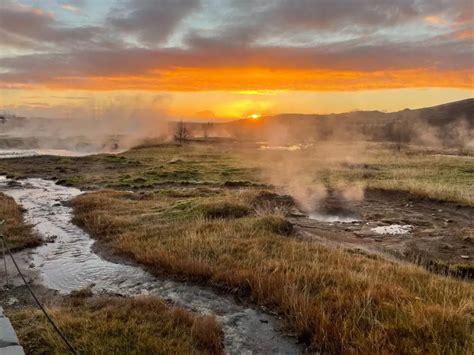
left=0, top=345, right=25, bottom=355
left=6, top=297, right=18, bottom=306
left=0, top=317, right=20, bottom=346
left=45, top=235, right=57, bottom=243
left=354, top=231, right=372, bottom=238
left=290, top=211, right=306, bottom=218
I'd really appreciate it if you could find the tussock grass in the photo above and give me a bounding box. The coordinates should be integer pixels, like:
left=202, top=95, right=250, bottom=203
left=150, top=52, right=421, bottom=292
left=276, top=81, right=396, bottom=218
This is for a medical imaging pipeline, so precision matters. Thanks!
left=0, top=192, right=40, bottom=251
left=197, top=201, right=251, bottom=219
left=72, top=189, right=474, bottom=353
left=8, top=296, right=223, bottom=354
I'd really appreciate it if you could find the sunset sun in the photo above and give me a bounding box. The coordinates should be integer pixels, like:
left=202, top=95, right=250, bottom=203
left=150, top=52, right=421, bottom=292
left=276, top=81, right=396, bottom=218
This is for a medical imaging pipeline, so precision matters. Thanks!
left=248, top=113, right=261, bottom=120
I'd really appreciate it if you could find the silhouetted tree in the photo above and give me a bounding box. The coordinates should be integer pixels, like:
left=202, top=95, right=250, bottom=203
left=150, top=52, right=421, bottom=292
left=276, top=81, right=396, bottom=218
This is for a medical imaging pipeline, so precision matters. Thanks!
left=391, top=119, right=411, bottom=152
left=174, top=121, right=189, bottom=143
left=202, top=121, right=213, bottom=139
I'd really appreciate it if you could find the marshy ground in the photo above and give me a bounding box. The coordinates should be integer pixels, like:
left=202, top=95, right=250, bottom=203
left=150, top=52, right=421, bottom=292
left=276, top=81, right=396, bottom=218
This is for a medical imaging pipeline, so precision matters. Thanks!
left=0, top=141, right=472, bottom=353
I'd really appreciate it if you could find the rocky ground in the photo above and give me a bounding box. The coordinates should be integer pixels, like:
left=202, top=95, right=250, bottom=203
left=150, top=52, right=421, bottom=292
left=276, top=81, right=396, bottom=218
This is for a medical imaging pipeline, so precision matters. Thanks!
left=293, top=188, right=473, bottom=278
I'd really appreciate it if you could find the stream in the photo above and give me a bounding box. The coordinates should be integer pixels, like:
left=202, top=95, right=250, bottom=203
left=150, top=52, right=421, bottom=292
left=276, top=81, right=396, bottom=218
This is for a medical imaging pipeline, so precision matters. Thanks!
left=0, top=177, right=301, bottom=354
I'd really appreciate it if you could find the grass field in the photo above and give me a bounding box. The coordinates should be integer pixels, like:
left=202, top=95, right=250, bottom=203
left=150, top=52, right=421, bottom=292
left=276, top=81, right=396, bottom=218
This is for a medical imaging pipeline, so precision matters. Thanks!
left=8, top=294, right=223, bottom=354
left=72, top=187, right=473, bottom=353
left=250, top=142, right=474, bottom=206
left=1, top=141, right=473, bottom=352
left=0, top=141, right=471, bottom=205
left=0, top=192, right=41, bottom=251
left=0, top=143, right=259, bottom=191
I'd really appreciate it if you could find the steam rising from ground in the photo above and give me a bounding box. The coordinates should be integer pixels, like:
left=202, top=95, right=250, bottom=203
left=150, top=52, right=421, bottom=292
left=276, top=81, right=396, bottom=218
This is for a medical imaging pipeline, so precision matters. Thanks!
left=257, top=142, right=367, bottom=212
left=0, top=115, right=170, bottom=153
left=0, top=101, right=471, bottom=210
left=247, top=102, right=473, bottom=212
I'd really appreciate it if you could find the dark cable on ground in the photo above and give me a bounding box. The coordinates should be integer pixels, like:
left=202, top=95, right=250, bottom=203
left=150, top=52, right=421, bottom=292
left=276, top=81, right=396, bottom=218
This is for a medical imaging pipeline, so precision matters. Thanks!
left=0, top=235, right=77, bottom=355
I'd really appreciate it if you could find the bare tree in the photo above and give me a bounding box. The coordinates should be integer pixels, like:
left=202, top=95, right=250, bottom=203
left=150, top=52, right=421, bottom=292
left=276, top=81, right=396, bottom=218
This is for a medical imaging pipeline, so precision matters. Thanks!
left=174, top=121, right=189, bottom=143
left=202, top=121, right=213, bottom=139
left=391, top=119, right=410, bottom=152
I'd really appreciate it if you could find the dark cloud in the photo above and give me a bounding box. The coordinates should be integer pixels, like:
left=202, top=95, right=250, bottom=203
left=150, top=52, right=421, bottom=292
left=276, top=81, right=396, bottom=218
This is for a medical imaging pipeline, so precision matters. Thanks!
left=1, top=36, right=471, bottom=87
left=185, top=0, right=473, bottom=50
left=107, top=0, right=201, bottom=45
left=0, top=0, right=472, bottom=89
left=0, top=1, right=116, bottom=49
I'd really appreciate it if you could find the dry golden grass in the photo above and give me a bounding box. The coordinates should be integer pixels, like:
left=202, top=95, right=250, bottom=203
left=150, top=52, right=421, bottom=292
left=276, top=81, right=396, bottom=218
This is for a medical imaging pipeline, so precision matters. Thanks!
left=72, top=189, right=474, bottom=353
left=0, top=192, right=40, bottom=251
left=8, top=296, right=223, bottom=354
left=365, top=149, right=474, bottom=205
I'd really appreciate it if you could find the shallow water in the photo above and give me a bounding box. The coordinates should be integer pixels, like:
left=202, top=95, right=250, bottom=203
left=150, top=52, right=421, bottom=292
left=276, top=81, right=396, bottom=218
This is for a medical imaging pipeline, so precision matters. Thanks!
left=259, top=145, right=302, bottom=151
left=308, top=213, right=359, bottom=223
left=0, top=177, right=301, bottom=354
left=371, top=224, right=413, bottom=235
left=0, top=149, right=91, bottom=158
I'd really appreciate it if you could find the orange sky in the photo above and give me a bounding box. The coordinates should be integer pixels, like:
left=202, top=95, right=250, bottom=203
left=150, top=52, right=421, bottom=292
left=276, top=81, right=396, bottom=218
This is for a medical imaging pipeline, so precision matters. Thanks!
left=0, top=0, right=473, bottom=120
left=29, top=68, right=473, bottom=92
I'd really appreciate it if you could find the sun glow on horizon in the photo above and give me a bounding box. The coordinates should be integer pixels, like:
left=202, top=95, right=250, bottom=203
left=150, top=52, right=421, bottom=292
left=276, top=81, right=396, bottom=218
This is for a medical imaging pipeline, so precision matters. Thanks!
left=248, top=113, right=261, bottom=120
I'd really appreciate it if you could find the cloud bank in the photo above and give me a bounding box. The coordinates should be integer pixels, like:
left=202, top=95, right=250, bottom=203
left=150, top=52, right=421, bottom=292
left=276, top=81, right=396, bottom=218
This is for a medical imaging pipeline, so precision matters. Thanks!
left=0, top=0, right=472, bottom=91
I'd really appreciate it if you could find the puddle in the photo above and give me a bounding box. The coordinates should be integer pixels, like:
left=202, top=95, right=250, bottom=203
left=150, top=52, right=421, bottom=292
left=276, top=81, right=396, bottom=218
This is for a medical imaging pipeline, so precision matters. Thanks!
left=0, top=177, right=301, bottom=354
left=0, top=148, right=125, bottom=159
left=259, top=145, right=301, bottom=151
left=308, top=213, right=359, bottom=223
left=258, top=143, right=312, bottom=151
left=371, top=224, right=413, bottom=235
left=0, top=149, right=93, bottom=158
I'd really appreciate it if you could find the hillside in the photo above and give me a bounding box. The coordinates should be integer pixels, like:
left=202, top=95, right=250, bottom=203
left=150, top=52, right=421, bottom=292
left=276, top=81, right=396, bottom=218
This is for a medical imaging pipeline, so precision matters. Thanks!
left=213, top=98, right=474, bottom=146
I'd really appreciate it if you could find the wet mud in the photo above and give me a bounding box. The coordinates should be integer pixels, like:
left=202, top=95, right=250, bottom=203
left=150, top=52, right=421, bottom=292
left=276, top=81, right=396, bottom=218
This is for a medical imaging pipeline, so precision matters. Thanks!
left=294, top=189, right=474, bottom=278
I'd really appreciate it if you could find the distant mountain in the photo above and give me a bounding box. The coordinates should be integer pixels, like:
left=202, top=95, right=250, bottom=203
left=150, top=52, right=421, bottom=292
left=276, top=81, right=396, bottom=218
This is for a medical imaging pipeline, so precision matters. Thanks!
left=212, top=98, right=474, bottom=146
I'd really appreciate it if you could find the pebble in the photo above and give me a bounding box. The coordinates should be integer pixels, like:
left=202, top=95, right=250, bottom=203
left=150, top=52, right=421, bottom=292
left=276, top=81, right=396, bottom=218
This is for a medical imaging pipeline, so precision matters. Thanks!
left=6, top=297, right=18, bottom=306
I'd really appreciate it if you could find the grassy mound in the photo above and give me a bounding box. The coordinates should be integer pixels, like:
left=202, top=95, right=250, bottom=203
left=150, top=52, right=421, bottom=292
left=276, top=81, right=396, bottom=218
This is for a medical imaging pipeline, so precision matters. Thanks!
left=71, top=189, right=473, bottom=353
left=8, top=296, right=223, bottom=354
left=0, top=193, right=40, bottom=251
left=254, top=215, right=293, bottom=236
left=198, top=201, right=251, bottom=219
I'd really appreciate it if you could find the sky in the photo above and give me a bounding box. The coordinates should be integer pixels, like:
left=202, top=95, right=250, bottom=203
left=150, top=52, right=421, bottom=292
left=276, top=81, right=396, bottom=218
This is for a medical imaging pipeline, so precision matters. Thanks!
left=0, top=0, right=473, bottom=121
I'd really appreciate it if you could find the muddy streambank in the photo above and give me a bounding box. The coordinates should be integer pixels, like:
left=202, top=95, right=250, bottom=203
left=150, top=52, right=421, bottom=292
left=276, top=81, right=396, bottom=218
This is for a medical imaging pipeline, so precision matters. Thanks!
left=294, top=188, right=473, bottom=278
left=0, top=177, right=302, bottom=354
